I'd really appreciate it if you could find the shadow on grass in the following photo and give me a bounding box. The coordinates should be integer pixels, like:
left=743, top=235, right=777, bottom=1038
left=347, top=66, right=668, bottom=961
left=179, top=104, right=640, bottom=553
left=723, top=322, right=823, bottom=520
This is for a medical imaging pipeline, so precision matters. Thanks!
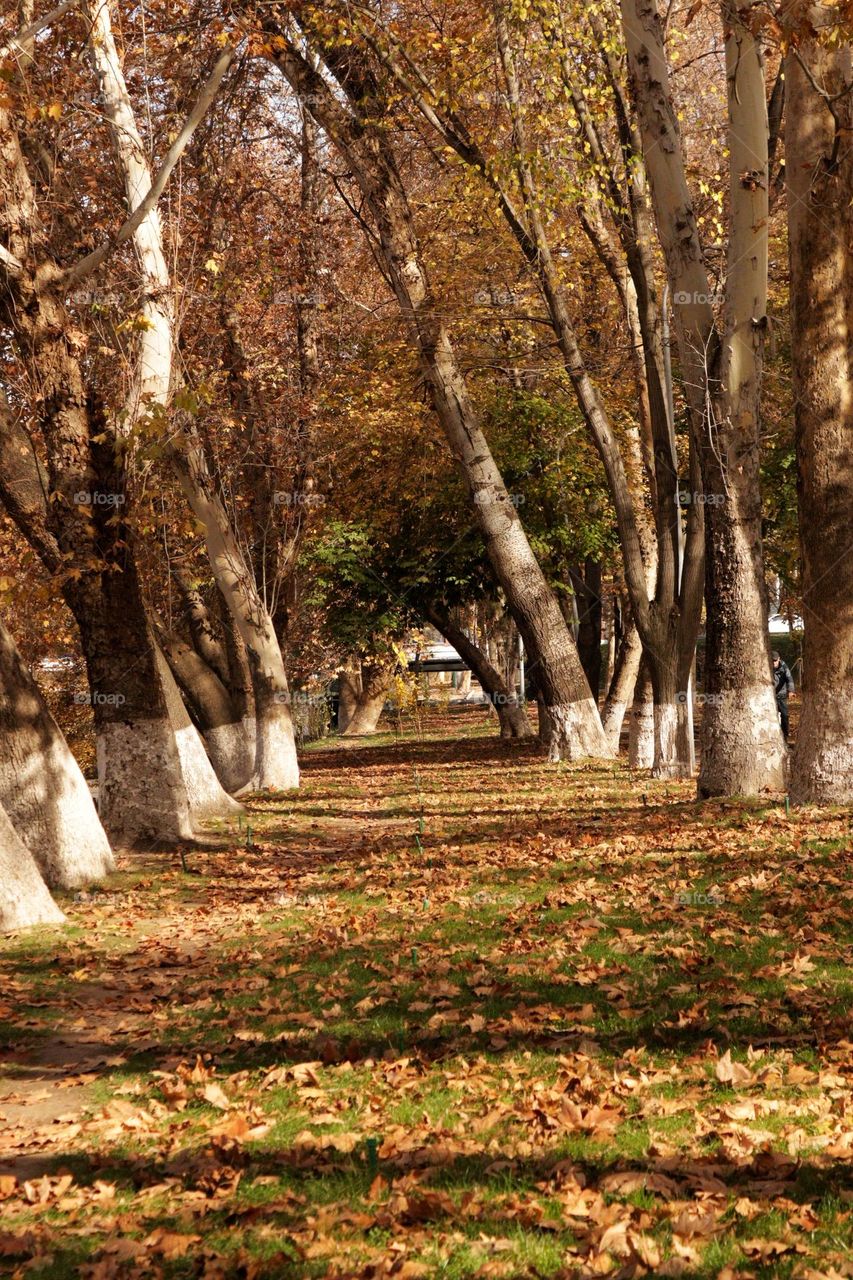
left=6, top=1136, right=853, bottom=1278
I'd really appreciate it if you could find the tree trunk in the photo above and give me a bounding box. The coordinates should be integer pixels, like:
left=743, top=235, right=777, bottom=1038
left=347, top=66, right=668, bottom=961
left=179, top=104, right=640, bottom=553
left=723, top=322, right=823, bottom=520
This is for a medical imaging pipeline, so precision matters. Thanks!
left=339, top=660, right=390, bottom=736
left=628, top=656, right=655, bottom=769
left=156, top=650, right=243, bottom=822
left=603, top=595, right=618, bottom=695
left=159, top=626, right=255, bottom=794
left=171, top=562, right=231, bottom=687
left=84, top=0, right=298, bottom=795
left=0, top=618, right=113, bottom=889
left=0, top=801, right=65, bottom=933
left=423, top=603, right=534, bottom=739
left=602, top=617, right=642, bottom=754
left=337, top=670, right=359, bottom=733
left=786, top=31, right=853, bottom=804
left=0, top=54, right=241, bottom=844
left=170, top=449, right=300, bottom=792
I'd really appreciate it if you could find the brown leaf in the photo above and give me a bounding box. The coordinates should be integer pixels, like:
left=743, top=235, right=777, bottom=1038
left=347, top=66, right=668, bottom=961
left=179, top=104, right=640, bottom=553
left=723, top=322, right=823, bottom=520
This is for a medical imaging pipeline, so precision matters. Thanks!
left=143, top=1227, right=201, bottom=1259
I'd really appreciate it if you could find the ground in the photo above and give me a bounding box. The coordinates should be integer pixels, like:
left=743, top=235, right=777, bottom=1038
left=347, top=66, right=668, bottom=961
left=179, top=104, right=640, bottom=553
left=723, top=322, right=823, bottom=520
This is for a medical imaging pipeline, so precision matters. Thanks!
left=1, top=708, right=852, bottom=1280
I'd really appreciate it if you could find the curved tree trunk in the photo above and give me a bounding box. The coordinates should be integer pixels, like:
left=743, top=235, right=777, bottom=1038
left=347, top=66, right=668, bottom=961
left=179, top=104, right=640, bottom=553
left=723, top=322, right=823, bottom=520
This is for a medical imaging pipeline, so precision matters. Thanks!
left=337, top=671, right=358, bottom=733
left=156, top=651, right=243, bottom=822
left=0, top=618, right=113, bottom=889
left=167, top=452, right=300, bottom=792
left=423, top=603, right=533, bottom=740
left=602, top=618, right=642, bottom=755
left=0, top=801, right=64, bottom=933
left=171, top=562, right=231, bottom=687
left=339, top=660, right=390, bottom=736
left=786, top=32, right=853, bottom=805
left=159, top=627, right=254, bottom=793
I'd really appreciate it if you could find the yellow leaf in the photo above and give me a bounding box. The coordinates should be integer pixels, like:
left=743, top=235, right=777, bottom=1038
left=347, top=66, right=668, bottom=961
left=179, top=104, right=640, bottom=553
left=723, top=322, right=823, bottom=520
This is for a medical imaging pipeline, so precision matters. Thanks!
left=202, top=1082, right=230, bottom=1110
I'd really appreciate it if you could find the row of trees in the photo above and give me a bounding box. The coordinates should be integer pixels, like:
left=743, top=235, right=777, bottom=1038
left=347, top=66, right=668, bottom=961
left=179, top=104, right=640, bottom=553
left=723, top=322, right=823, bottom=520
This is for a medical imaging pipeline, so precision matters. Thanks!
left=0, top=0, right=850, bottom=928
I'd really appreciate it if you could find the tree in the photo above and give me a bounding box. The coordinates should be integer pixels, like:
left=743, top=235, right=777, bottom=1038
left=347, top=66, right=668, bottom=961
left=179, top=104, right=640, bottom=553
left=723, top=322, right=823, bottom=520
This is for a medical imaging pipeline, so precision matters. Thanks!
left=345, top=0, right=703, bottom=778
left=247, top=10, right=609, bottom=761
left=83, top=0, right=299, bottom=792
left=621, top=0, right=787, bottom=796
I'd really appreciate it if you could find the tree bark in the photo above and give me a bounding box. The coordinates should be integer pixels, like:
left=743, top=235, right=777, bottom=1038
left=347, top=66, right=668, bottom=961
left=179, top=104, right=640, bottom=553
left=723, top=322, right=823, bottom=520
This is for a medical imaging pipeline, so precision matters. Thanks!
left=0, top=800, right=65, bottom=933
left=337, top=670, right=359, bottom=733
left=423, top=603, right=534, bottom=739
left=171, top=562, right=231, bottom=688
left=338, top=660, right=390, bottom=736
left=786, top=30, right=853, bottom=804
left=156, top=649, right=243, bottom=822
left=0, top=618, right=113, bottom=889
left=602, top=616, right=642, bottom=754
left=628, top=656, right=655, bottom=769
left=158, top=625, right=255, bottom=793
left=170, top=449, right=300, bottom=791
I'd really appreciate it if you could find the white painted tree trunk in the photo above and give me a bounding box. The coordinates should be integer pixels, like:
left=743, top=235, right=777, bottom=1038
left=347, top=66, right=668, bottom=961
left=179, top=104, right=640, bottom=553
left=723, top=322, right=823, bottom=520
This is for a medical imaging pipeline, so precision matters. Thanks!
left=0, top=801, right=64, bottom=932
left=160, top=630, right=254, bottom=793
left=628, top=661, right=655, bottom=770
left=204, top=719, right=256, bottom=796
left=171, top=462, right=300, bottom=790
left=601, top=621, right=642, bottom=754
left=0, top=619, right=113, bottom=889
left=97, top=717, right=193, bottom=845
left=156, top=651, right=243, bottom=823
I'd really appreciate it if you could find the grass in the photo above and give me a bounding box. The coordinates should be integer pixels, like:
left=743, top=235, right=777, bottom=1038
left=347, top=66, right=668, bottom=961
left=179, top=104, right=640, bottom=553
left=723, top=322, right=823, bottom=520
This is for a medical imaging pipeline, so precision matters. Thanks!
left=1, top=708, right=853, bottom=1278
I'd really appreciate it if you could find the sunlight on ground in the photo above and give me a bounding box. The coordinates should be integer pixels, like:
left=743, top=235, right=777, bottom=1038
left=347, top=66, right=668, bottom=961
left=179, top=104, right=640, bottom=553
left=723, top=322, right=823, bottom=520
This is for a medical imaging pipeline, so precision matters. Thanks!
left=1, top=711, right=852, bottom=1278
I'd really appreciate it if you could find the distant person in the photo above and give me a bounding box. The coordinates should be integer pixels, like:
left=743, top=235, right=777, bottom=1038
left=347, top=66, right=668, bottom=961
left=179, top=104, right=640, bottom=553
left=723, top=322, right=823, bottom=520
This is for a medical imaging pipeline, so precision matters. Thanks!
left=772, top=650, right=794, bottom=742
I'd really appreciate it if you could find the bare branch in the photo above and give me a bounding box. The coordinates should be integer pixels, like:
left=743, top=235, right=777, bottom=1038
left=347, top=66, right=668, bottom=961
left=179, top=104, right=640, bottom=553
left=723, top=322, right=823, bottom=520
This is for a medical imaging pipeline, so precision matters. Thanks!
left=61, top=43, right=237, bottom=288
